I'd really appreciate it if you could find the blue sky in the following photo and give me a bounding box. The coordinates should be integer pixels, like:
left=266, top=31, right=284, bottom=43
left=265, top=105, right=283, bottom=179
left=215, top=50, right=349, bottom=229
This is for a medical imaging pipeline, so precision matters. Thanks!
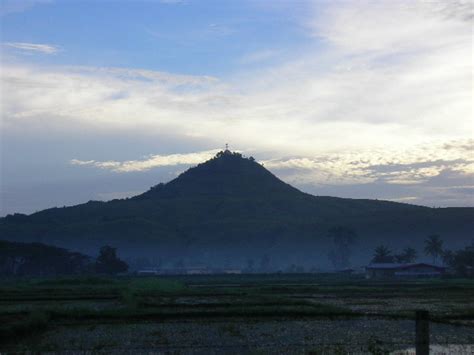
left=1, top=0, right=316, bottom=75
left=1, top=0, right=473, bottom=215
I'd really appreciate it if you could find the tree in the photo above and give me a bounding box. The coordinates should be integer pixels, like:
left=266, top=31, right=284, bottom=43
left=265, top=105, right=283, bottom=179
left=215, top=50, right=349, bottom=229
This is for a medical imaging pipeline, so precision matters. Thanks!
left=451, top=247, right=474, bottom=277
left=0, top=241, right=92, bottom=277
left=327, top=226, right=358, bottom=269
left=372, top=245, right=393, bottom=263
left=395, top=247, right=417, bottom=263
left=95, top=246, right=128, bottom=275
left=441, top=249, right=455, bottom=267
left=424, top=235, right=443, bottom=264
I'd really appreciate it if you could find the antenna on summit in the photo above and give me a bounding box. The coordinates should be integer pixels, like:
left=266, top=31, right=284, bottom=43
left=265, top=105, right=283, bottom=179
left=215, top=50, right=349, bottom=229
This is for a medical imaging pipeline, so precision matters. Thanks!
left=223, top=143, right=232, bottom=155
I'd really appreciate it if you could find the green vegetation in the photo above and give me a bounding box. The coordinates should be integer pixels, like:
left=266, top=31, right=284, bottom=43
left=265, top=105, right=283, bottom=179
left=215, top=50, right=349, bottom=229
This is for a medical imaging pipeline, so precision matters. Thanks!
left=1, top=275, right=473, bottom=327
left=0, top=241, right=131, bottom=277
left=424, top=235, right=444, bottom=264
left=372, top=245, right=393, bottom=263
left=95, top=245, right=128, bottom=275
left=0, top=240, right=92, bottom=277
left=1, top=274, right=473, bottom=351
left=1, top=151, right=473, bottom=266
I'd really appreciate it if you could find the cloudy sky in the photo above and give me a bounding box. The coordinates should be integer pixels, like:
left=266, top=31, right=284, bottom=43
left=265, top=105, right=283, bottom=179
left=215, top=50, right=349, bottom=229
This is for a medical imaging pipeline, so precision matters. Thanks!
left=0, top=0, right=472, bottom=215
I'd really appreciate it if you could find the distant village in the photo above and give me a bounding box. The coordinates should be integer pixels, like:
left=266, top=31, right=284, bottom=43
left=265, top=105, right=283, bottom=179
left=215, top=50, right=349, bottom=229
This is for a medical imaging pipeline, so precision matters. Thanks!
left=1, top=235, right=473, bottom=279
left=133, top=262, right=451, bottom=279
left=132, top=235, right=474, bottom=280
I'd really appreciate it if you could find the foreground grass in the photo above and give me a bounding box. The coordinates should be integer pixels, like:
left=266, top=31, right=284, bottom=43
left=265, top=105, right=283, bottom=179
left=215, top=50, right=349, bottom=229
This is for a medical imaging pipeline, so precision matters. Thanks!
left=1, top=274, right=473, bottom=345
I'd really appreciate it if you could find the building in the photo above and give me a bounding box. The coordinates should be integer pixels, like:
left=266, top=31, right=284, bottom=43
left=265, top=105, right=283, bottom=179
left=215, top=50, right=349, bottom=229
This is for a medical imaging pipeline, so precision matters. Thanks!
left=365, top=263, right=445, bottom=279
left=185, top=267, right=210, bottom=275
left=137, top=269, right=160, bottom=276
left=222, top=269, right=242, bottom=274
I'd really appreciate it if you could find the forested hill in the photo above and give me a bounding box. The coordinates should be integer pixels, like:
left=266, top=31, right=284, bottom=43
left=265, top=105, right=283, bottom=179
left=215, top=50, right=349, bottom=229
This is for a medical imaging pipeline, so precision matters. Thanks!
left=0, top=150, right=473, bottom=268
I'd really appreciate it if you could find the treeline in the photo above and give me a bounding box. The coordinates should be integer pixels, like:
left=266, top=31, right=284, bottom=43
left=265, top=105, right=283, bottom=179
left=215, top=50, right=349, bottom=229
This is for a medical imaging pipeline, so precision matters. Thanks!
left=0, top=241, right=128, bottom=277
left=371, top=235, right=474, bottom=277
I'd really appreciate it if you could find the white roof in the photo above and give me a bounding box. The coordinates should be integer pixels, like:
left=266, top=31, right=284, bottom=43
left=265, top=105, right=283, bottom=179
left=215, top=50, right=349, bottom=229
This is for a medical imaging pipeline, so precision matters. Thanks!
left=366, top=263, right=444, bottom=270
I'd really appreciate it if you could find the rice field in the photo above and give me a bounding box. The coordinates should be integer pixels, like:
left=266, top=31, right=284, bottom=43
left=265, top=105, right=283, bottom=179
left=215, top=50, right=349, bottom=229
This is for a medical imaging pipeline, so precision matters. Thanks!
left=1, top=274, right=473, bottom=353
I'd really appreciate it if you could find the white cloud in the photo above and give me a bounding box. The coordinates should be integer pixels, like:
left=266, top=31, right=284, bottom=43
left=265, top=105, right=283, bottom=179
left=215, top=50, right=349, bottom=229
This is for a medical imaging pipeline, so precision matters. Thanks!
left=3, top=42, right=60, bottom=54
left=69, top=159, right=95, bottom=166
left=71, top=149, right=221, bottom=173
left=69, top=140, right=473, bottom=197
left=263, top=139, right=473, bottom=186
left=312, top=0, right=472, bottom=54
left=2, top=0, right=473, bottom=206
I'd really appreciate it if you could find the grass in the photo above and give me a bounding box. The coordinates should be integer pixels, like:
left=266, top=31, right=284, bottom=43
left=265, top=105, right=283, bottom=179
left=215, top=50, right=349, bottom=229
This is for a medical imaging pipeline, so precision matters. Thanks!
left=0, top=310, right=50, bottom=340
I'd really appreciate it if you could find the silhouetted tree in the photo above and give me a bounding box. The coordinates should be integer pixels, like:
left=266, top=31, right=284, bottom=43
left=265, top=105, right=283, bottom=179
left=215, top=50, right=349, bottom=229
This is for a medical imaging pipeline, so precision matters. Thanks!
left=424, top=235, right=443, bottom=264
left=395, top=247, right=417, bottom=263
left=95, top=246, right=128, bottom=275
left=0, top=241, right=91, bottom=277
left=327, top=226, right=358, bottom=269
left=451, top=247, right=474, bottom=277
left=372, top=245, right=394, bottom=263
left=441, top=249, right=455, bottom=267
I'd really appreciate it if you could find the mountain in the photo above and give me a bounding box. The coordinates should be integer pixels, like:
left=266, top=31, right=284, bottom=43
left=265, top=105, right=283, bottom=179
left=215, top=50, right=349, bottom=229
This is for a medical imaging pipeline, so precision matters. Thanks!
left=1, top=150, right=473, bottom=269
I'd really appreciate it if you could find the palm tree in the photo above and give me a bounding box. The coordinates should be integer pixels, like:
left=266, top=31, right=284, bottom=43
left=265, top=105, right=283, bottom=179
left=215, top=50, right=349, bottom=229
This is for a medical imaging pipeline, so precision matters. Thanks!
left=372, top=245, right=393, bottom=263
left=327, top=226, right=358, bottom=269
left=424, top=235, right=443, bottom=264
left=401, top=247, right=417, bottom=263
left=441, top=249, right=455, bottom=267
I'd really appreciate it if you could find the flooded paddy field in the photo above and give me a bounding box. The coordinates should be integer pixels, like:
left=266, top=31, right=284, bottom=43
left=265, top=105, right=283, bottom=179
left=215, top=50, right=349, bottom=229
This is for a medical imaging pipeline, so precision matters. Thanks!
left=1, top=274, right=473, bottom=354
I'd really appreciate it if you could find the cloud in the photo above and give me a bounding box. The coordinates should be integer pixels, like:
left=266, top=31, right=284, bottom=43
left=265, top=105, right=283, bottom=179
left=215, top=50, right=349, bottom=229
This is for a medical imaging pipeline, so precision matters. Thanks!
left=2, top=0, right=473, bottom=207
left=63, top=66, right=218, bottom=87
left=262, top=139, right=474, bottom=187
left=3, top=1, right=470, bottom=153
left=71, top=149, right=221, bottom=173
left=70, top=139, right=473, bottom=196
left=3, top=42, right=60, bottom=54
left=312, top=0, right=471, bottom=54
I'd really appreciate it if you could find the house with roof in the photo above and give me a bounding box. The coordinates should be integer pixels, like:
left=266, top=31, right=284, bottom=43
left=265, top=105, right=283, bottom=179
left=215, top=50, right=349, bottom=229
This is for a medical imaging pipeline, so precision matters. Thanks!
left=365, top=263, right=445, bottom=279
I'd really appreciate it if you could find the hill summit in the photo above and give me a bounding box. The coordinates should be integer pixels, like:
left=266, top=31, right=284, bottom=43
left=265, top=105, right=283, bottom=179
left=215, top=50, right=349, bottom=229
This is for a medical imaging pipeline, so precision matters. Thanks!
left=138, top=150, right=299, bottom=199
left=0, top=150, right=473, bottom=269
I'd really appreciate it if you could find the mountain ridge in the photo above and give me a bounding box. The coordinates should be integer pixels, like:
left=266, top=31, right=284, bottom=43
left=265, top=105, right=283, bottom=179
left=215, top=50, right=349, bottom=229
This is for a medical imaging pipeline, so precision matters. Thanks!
left=1, top=151, right=472, bottom=269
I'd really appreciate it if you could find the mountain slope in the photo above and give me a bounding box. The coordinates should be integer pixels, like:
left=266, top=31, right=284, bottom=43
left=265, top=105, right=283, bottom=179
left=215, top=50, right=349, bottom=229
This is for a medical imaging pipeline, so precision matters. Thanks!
left=1, top=151, right=473, bottom=268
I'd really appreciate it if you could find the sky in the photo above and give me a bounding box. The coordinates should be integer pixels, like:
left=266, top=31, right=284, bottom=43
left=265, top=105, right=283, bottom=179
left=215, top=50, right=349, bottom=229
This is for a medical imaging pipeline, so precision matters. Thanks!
left=0, top=0, right=473, bottom=215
